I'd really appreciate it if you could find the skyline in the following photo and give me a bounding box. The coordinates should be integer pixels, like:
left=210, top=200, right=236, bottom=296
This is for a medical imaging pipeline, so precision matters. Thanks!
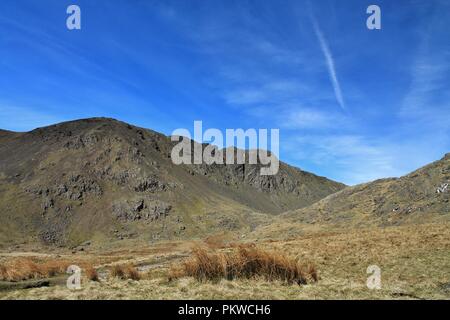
left=0, top=0, right=449, bottom=185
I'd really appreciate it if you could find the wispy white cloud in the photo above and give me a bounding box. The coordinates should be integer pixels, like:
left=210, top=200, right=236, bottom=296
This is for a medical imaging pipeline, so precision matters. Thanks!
left=278, top=108, right=346, bottom=130
left=399, top=6, right=450, bottom=137
left=225, top=89, right=267, bottom=106
left=285, top=129, right=449, bottom=186
left=310, top=14, right=346, bottom=111
left=151, top=1, right=448, bottom=186
left=287, top=134, right=397, bottom=185
left=401, top=52, right=450, bottom=125
left=224, top=80, right=308, bottom=107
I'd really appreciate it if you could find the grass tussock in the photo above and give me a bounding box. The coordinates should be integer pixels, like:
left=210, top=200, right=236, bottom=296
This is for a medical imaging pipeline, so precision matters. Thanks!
left=110, top=264, right=141, bottom=281
left=85, top=266, right=99, bottom=282
left=0, top=258, right=71, bottom=282
left=110, top=265, right=125, bottom=279
left=169, top=245, right=317, bottom=285
left=0, top=264, right=8, bottom=280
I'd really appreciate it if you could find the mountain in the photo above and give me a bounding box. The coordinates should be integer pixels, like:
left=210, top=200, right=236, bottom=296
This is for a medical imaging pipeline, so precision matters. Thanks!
left=283, top=153, right=450, bottom=227
left=0, top=117, right=344, bottom=247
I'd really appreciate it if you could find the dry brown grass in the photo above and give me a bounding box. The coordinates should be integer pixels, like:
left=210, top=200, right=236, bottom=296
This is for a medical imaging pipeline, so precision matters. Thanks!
left=169, top=245, right=317, bottom=285
left=125, top=265, right=141, bottom=281
left=85, top=266, right=99, bottom=282
left=110, top=264, right=141, bottom=281
left=0, top=264, right=7, bottom=278
left=1, top=223, right=448, bottom=300
left=0, top=258, right=71, bottom=282
left=110, top=265, right=125, bottom=279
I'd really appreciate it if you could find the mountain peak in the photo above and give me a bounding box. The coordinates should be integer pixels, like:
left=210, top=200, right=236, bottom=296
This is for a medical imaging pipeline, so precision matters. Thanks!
left=0, top=117, right=345, bottom=246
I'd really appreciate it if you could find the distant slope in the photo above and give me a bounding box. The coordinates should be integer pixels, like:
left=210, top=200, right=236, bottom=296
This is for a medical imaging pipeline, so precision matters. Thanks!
left=283, top=153, right=450, bottom=227
left=0, top=117, right=344, bottom=247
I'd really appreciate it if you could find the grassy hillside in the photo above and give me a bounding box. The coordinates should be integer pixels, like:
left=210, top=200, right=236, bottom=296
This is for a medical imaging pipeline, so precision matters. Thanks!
left=280, top=153, right=450, bottom=229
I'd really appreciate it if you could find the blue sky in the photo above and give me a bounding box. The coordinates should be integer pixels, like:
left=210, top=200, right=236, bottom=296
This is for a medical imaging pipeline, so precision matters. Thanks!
left=0, top=0, right=449, bottom=185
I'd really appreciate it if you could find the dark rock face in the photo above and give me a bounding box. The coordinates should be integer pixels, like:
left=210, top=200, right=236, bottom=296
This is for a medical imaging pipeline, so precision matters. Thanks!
left=112, top=198, right=172, bottom=221
left=190, top=159, right=339, bottom=195
left=39, top=215, right=72, bottom=245
left=39, top=229, right=60, bottom=244
left=64, top=133, right=100, bottom=149
left=24, top=174, right=103, bottom=217
left=26, top=175, right=102, bottom=200
left=65, top=174, right=103, bottom=198
left=134, top=176, right=166, bottom=192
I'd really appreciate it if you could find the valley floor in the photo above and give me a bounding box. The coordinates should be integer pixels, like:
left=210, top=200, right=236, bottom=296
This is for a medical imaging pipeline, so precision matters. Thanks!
left=1, top=222, right=449, bottom=300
